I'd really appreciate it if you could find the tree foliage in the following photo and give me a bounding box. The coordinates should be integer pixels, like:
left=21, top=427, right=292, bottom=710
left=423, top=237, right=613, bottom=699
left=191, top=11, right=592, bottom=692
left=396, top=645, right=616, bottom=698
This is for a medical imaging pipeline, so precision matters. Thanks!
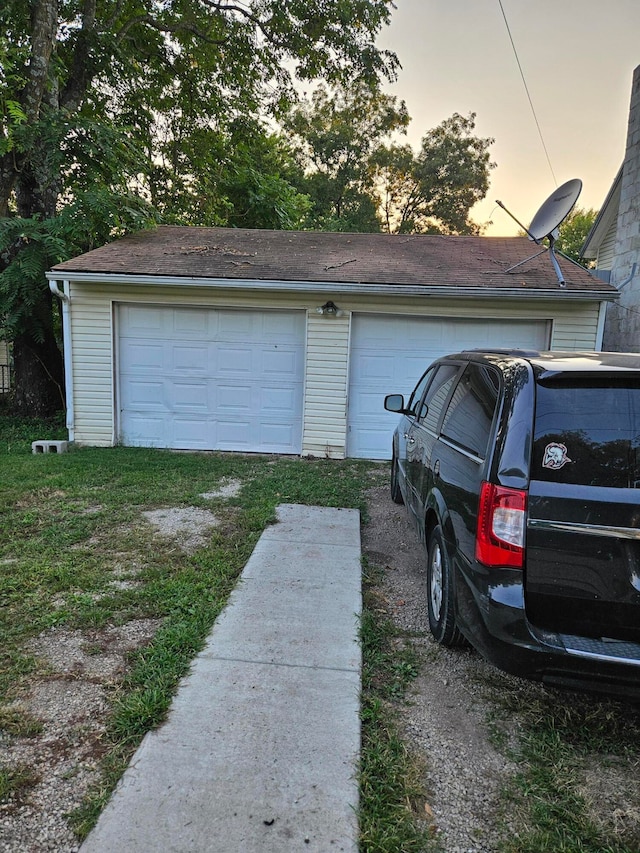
left=555, top=207, right=598, bottom=267
left=0, top=0, right=398, bottom=415
left=373, top=113, right=496, bottom=234
left=285, top=83, right=409, bottom=231
left=285, top=90, right=495, bottom=235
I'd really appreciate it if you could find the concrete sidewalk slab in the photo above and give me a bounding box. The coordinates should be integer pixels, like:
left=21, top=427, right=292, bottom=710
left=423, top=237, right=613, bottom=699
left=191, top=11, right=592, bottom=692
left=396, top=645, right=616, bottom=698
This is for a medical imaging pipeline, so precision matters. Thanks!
left=80, top=504, right=362, bottom=853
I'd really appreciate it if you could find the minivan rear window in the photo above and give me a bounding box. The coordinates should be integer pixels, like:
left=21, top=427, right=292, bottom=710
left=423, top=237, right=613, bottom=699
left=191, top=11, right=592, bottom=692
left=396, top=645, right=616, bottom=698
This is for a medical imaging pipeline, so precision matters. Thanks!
left=533, top=379, right=640, bottom=487
left=440, top=364, right=499, bottom=458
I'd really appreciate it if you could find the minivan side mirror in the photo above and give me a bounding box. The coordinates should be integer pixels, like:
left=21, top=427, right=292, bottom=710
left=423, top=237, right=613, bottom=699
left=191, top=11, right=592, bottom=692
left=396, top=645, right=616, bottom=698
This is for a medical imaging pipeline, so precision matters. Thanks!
left=384, top=394, right=407, bottom=414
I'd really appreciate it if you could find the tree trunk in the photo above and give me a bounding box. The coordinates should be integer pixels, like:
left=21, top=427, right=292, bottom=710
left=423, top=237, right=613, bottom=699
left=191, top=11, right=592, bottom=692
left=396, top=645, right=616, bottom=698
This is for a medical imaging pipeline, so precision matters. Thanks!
left=12, top=331, right=65, bottom=418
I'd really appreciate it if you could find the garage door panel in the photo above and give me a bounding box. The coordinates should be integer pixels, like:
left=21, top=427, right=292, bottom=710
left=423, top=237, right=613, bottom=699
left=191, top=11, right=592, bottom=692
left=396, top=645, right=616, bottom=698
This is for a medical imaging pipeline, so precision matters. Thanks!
left=349, top=389, right=390, bottom=420
left=173, top=310, right=209, bottom=334
left=118, top=306, right=304, bottom=453
left=348, top=314, right=549, bottom=459
left=261, top=348, right=301, bottom=376
left=172, top=344, right=210, bottom=372
left=217, top=384, right=251, bottom=412
left=120, top=379, right=167, bottom=408
left=260, top=422, right=297, bottom=449
left=172, top=417, right=211, bottom=447
left=171, top=380, right=209, bottom=410
left=217, top=346, right=252, bottom=374
left=121, top=305, right=166, bottom=335
left=261, top=386, right=299, bottom=414
left=125, top=414, right=166, bottom=446
left=121, top=341, right=165, bottom=371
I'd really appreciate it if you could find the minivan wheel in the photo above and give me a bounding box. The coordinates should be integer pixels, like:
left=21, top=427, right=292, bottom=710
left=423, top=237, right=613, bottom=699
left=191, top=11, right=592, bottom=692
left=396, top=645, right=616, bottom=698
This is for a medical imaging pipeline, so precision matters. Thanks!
left=390, top=451, right=404, bottom=505
left=427, top=526, right=463, bottom=646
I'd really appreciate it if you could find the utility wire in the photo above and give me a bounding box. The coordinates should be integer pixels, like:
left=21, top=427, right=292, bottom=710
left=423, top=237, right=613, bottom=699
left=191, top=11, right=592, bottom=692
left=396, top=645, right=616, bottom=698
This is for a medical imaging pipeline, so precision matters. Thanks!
left=497, top=0, right=557, bottom=186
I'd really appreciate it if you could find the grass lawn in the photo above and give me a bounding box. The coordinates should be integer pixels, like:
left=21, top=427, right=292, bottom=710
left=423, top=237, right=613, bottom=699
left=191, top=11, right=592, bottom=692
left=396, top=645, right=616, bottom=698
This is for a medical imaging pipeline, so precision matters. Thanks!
left=5, top=416, right=636, bottom=853
left=0, top=414, right=431, bottom=850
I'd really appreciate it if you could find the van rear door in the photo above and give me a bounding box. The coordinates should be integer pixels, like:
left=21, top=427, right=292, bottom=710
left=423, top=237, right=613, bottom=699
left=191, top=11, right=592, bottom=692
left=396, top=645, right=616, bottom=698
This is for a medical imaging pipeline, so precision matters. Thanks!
left=525, top=377, right=640, bottom=643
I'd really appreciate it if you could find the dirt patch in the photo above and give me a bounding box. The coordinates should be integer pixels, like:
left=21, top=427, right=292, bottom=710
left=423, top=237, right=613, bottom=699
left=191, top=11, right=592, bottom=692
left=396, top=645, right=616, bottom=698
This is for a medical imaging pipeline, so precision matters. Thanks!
left=200, top=478, right=243, bottom=500
left=142, top=507, right=220, bottom=552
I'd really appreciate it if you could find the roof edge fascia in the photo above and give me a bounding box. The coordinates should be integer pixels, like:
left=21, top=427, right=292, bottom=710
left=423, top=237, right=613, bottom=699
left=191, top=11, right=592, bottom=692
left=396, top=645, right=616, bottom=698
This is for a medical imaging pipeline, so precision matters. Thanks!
left=581, top=165, right=623, bottom=258
left=46, top=271, right=617, bottom=302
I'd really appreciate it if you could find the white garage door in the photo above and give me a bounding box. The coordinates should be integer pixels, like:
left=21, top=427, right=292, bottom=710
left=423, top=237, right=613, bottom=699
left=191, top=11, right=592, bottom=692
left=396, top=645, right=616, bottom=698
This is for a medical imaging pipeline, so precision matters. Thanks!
left=347, top=314, right=549, bottom=459
left=118, top=305, right=305, bottom=453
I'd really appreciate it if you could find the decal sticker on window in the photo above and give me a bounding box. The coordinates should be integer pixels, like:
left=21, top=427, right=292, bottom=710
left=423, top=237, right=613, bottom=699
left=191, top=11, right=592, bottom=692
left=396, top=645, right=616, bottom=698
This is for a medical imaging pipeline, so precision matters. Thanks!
left=542, top=442, right=572, bottom=470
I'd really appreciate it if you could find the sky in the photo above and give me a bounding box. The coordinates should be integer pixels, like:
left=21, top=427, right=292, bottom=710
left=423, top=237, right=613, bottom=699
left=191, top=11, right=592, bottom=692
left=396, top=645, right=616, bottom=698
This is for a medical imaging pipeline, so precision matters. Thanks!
left=376, top=0, right=640, bottom=235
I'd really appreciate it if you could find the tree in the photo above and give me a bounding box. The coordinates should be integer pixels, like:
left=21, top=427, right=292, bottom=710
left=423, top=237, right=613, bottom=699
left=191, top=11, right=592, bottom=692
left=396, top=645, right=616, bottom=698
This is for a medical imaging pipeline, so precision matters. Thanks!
left=555, top=207, right=598, bottom=267
left=0, top=0, right=398, bottom=416
left=285, top=83, right=409, bottom=231
left=373, top=113, right=496, bottom=234
left=151, top=116, right=311, bottom=230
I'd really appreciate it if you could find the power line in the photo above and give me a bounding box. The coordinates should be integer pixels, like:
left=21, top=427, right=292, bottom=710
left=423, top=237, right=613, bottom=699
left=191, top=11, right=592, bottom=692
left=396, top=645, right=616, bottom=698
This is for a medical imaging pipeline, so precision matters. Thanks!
left=497, top=0, right=557, bottom=186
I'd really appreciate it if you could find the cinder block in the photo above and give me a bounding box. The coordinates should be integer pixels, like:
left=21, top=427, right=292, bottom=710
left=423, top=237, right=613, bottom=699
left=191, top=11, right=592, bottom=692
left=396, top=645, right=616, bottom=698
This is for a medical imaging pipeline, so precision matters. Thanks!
left=31, top=440, right=69, bottom=454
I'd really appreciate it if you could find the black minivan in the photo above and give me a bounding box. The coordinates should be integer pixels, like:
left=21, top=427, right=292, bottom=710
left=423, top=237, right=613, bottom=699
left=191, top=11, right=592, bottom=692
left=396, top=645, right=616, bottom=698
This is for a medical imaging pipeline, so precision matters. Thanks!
left=384, top=350, right=640, bottom=698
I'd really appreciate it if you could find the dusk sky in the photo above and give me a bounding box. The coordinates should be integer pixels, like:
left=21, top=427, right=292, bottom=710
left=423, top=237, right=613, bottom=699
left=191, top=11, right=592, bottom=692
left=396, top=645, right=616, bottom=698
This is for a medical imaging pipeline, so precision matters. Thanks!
left=377, top=1, right=640, bottom=234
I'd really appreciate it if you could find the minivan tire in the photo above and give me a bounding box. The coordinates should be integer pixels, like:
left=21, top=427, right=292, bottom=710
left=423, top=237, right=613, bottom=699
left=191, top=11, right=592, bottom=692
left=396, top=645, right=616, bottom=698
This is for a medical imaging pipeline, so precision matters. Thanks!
left=427, top=526, right=464, bottom=646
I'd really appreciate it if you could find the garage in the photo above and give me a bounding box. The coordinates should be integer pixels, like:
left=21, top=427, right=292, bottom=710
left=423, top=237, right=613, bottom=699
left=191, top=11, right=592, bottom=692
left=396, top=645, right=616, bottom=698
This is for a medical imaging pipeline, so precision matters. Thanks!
left=47, top=226, right=614, bottom=457
left=117, top=304, right=305, bottom=453
left=346, top=314, right=550, bottom=459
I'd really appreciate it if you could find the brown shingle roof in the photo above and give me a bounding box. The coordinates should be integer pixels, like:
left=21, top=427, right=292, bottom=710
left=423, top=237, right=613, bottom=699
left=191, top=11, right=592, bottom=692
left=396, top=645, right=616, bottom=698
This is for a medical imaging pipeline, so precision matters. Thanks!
left=50, top=226, right=612, bottom=293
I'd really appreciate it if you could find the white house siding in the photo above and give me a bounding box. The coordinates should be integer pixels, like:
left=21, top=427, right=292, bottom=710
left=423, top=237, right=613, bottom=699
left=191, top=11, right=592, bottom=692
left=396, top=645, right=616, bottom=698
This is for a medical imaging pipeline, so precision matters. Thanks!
left=62, top=280, right=605, bottom=454
left=0, top=340, right=9, bottom=392
left=597, top=222, right=617, bottom=273
left=549, top=302, right=602, bottom=350
left=302, top=312, right=350, bottom=458
left=67, top=289, right=114, bottom=445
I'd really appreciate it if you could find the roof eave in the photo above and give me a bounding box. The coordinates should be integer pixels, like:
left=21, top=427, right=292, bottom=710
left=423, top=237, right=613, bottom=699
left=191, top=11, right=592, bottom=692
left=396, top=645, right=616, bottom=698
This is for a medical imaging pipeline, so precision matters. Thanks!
left=581, top=165, right=623, bottom=258
left=45, top=270, right=617, bottom=301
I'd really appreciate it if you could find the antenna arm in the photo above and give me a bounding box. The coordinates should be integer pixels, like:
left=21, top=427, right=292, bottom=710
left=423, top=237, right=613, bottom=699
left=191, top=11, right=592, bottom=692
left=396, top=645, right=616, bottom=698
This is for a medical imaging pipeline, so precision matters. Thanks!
left=495, top=200, right=541, bottom=243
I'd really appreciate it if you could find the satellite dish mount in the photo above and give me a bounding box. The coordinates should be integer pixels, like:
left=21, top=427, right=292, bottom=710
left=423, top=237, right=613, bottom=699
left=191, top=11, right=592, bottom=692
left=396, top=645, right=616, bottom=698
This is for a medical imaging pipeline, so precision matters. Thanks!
left=496, top=178, right=582, bottom=287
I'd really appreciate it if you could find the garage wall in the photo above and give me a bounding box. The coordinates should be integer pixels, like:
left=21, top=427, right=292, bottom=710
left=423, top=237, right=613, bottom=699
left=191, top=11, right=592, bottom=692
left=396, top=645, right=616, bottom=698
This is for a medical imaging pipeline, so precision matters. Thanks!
left=62, top=279, right=605, bottom=454
left=303, top=312, right=350, bottom=458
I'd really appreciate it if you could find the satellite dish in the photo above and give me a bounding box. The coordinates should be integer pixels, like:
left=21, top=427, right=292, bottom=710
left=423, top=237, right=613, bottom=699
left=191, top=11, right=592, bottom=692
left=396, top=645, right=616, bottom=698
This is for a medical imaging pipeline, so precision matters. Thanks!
left=528, top=178, right=582, bottom=242
left=495, top=178, right=583, bottom=287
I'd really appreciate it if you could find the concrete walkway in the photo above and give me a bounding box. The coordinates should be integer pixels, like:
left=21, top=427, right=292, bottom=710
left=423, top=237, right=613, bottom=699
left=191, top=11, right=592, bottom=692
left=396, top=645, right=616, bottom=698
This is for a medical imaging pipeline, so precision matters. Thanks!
left=80, top=504, right=362, bottom=853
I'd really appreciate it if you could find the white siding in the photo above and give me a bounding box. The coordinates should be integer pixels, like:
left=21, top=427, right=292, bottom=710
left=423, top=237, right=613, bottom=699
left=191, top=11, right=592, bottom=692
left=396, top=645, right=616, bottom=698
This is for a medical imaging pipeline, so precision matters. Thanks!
left=68, top=294, right=114, bottom=445
left=0, top=340, right=9, bottom=392
left=302, top=312, right=350, bottom=458
left=549, top=302, right=602, bottom=349
left=63, top=279, right=606, bottom=453
left=597, top=219, right=618, bottom=272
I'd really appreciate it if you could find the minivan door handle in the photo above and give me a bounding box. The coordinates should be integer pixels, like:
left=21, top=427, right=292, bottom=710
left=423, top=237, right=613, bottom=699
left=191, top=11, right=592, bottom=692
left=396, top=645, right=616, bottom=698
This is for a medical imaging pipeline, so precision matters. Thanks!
left=403, top=432, right=415, bottom=444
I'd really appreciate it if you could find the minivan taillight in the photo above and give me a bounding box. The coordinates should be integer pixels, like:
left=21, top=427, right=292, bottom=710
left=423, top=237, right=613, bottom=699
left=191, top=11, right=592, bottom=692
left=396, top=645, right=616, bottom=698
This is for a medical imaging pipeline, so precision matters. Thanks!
left=475, top=482, right=527, bottom=568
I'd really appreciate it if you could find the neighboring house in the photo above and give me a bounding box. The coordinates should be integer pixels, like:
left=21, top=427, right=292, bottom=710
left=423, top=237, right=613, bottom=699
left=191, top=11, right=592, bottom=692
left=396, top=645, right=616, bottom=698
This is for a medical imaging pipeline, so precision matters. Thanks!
left=47, top=226, right=614, bottom=460
left=0, top=340, right=10, bottom=394
left=582, top=64, right=640, bottom=351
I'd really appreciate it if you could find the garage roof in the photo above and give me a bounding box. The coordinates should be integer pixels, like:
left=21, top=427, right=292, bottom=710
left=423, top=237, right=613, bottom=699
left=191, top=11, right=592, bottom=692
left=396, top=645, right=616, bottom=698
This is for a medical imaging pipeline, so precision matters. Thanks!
left=50, top=225, right=613, bottom=295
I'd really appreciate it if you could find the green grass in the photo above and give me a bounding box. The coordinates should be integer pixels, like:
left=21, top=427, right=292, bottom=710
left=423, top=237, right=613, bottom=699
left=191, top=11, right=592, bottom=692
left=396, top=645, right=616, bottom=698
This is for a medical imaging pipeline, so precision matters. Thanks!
left=359, top=561, right=439, bottom=852
left=5, top=415, right=638, bottom=851
left=0, top=416, right=385, bottom=838
left=479, top=673, right=640, bottom=853
left=0, top=764, right=39, bottom=801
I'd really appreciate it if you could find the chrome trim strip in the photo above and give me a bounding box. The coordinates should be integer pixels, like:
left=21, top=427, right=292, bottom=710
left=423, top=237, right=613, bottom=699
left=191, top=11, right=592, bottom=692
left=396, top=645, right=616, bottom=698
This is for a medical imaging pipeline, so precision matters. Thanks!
left=528, top=518, right=640, bottom=541
left=564, top=647, right=640, bottom=667
left=438, top=437, right=483, bottom=464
